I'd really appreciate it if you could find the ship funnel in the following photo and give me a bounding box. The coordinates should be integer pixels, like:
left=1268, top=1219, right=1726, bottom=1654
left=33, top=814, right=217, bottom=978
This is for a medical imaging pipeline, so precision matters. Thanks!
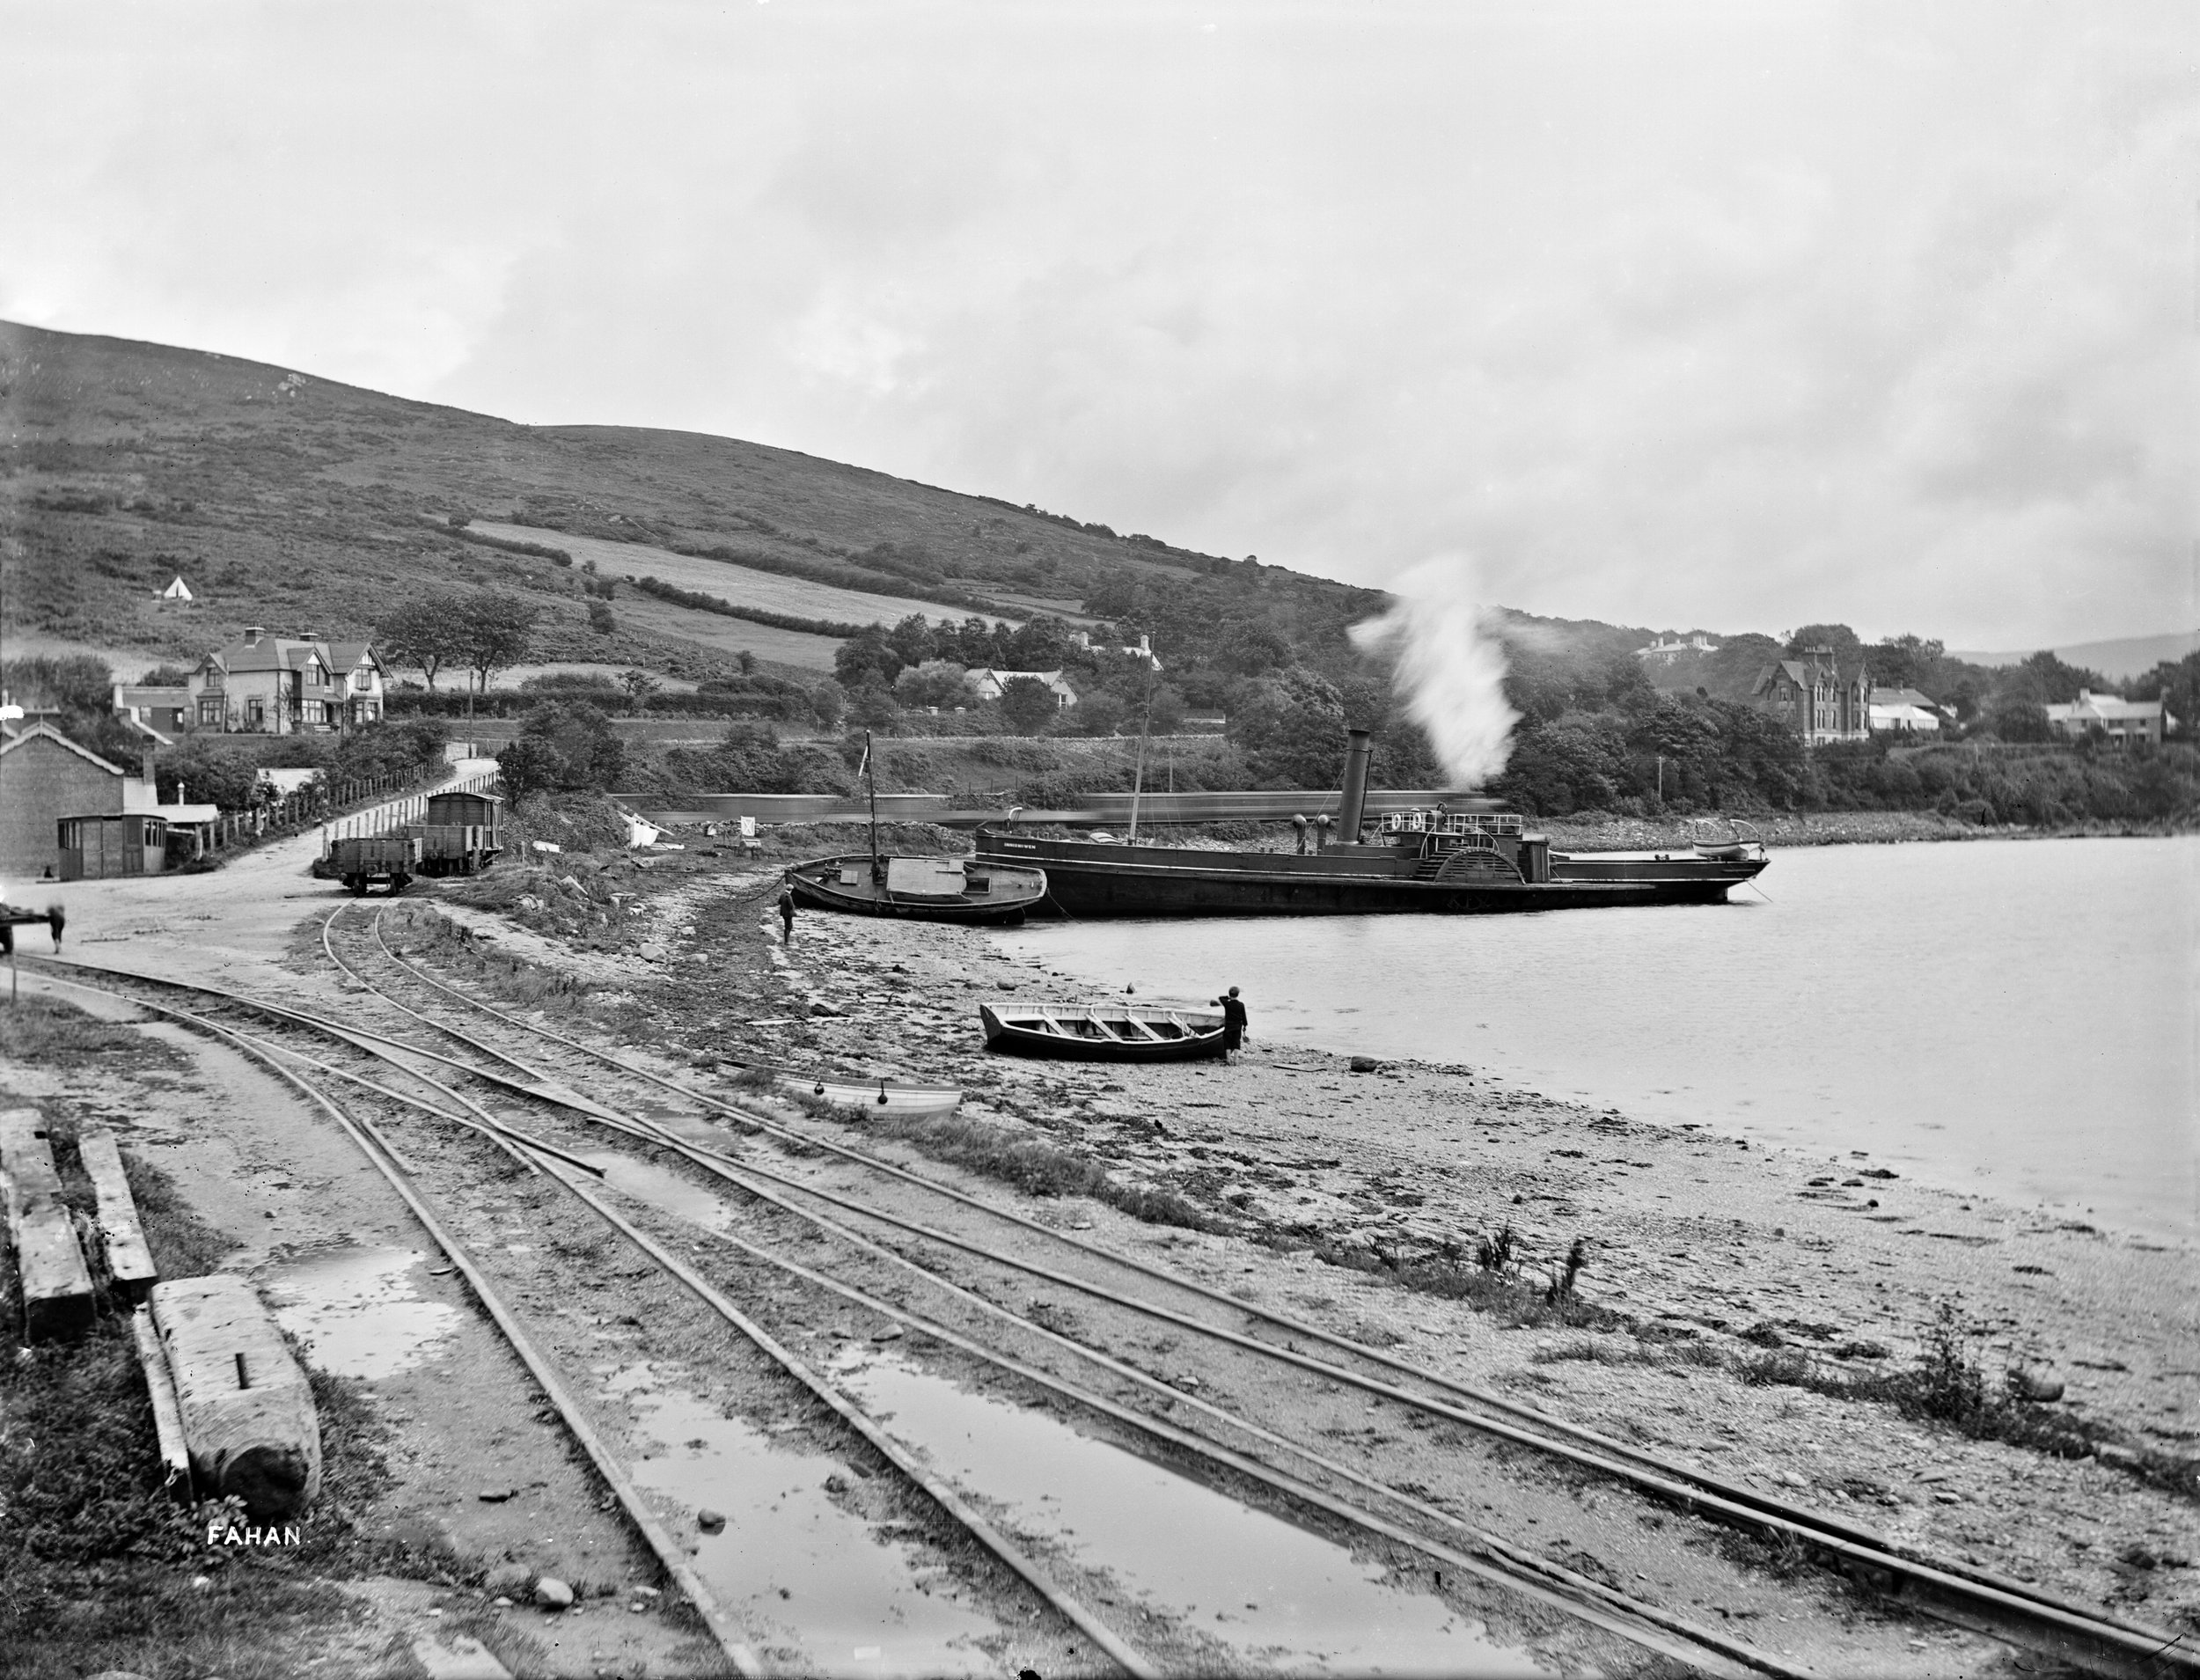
left=1336, top=729, right=1374, bottom=844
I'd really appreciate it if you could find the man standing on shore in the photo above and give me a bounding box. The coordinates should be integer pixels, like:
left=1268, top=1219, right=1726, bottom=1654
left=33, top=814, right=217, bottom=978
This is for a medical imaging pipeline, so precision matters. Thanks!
left=1217, top=985, right=1249, bottom=1061
left=777, top=881, right=796, bottom=946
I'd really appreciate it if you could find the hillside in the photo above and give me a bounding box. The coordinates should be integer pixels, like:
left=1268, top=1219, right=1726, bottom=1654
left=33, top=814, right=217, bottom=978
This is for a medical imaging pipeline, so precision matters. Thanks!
left=0, top=320, right=1365, bottom=686
left=1949, top=632, right=2200, bottom=683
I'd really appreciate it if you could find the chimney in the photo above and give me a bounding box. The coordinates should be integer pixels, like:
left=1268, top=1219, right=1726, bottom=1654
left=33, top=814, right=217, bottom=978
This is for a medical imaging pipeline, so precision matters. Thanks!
left=245, top=625, right=265, bottom=644
left=1335, top=728, right=1375, bottom=846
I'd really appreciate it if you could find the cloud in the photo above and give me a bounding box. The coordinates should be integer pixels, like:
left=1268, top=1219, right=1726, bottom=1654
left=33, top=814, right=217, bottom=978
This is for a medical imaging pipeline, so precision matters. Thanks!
left=0, top=1, right=2187, bottom=647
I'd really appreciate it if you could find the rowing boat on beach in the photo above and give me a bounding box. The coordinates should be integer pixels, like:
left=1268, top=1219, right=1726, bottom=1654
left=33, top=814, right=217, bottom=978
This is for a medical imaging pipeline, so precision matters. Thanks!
left=979, top=1001, right=1228, bottom=1062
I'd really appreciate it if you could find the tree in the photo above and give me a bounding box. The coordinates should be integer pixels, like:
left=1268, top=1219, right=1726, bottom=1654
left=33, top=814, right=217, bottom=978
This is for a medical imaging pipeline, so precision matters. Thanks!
left=1065, top=691, right=1128, bottom=737
left=894, top=660, right=971, bottom=709
left=587, top=599, right=615, bottom=635
left=997, top=677, right=1060, bottom=735
left=619, top=669, right=661, bottom=708
left=1216, top=620, right=1293, bottom=677
left=850, top=682, right=903, bottom=730
left=453, top=591, right=540, bottom=718
left=500, top=701, right=624, bottom=796
left=1984, top=694, right=2053, bottom=743
left=137, top=664, right=192, bottom=686
left=1226, top=666, right=1347, bottom=789
left=834, top=629, right=901, bottom=689
left=736, top=650, right=756, bottom=676
left=809, top=678, right=847, bottom=728
left=495, top=737, right=565, bottom=803
left=378, top=591, right=463, bottom=691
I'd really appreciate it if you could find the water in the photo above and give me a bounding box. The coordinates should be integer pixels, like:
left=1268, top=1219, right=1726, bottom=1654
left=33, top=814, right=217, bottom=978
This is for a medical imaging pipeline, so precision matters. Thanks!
left=997, top=836, right=2197, bottom=1243
left=260, top=1244, right=462, bottom=1379
left=611, top=1365, right=998, bottom=1676
left=834, top=1346, right=1544, bottom=1676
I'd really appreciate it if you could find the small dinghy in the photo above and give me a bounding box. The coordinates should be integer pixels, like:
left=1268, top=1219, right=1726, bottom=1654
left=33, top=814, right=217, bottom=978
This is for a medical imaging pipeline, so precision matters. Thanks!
left=787, top=854, right=1048, bottom=925
left=782, top=1072, right=962, bottom=1117
left=979, top=1000, right=1228, bottom=1062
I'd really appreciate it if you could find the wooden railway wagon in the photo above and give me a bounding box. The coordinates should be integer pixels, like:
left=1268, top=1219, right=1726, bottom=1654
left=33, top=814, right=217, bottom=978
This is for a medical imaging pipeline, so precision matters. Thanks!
left=405, top=789, right=503, bottom=877
left=331, top=834, right=422, bottom=896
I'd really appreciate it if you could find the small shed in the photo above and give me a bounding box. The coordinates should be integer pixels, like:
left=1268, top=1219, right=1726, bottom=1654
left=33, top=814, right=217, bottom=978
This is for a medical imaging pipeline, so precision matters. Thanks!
left=58, top=813, right=170, bottom=880
left=423, top=789, right=501, bottom=839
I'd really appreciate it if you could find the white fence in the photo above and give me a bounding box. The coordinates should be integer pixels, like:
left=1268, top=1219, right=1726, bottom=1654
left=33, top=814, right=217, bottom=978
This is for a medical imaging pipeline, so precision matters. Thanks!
left=320, top=769, right=499, bottom=853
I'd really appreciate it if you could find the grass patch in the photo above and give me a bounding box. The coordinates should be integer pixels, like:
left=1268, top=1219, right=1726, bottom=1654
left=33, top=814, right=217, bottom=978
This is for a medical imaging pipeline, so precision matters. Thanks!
left=0, top=1124, right=416, bottom=1678
left=0, top=994, right=183, bottom=1069
left=841, top=1104, right=1228, bottom=1234
left=1730, top=1300, right=2200, bottom=1498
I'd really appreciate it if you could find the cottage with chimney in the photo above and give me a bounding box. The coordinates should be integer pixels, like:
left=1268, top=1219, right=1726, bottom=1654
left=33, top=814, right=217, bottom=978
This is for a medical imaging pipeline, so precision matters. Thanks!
left=188, top=627, right=386, bottom=734
left=2045, top=690, right=2170, bottom=748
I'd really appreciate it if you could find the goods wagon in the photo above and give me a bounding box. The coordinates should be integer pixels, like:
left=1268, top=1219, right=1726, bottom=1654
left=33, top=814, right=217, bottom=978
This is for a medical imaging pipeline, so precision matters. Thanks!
left=331, top=834, right=422, bottom=896
left=407, top=789, right=502, bottom=877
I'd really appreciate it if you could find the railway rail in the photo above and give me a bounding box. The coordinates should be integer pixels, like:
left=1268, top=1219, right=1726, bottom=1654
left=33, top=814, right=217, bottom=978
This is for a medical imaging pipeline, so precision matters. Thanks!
left=30, top=928, right=2196, bottom=1680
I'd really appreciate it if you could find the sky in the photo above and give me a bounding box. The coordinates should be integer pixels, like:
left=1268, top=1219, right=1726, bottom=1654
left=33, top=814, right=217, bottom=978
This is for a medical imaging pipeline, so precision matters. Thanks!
left=3, top=0, right=2192, bottom=649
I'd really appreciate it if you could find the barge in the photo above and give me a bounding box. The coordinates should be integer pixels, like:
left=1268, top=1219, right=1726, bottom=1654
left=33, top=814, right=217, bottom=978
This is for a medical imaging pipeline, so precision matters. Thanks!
left=974, top=729, right=1769, bottom=918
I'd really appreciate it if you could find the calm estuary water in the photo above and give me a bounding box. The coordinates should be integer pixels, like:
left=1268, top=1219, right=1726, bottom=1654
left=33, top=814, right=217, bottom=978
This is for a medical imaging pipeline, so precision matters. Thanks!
left=995, top=836, right=2197, bottom=1243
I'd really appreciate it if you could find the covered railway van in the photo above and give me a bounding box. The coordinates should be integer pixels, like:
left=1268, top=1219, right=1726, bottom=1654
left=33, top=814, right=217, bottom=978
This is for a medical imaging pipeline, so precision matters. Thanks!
left=57, top=813, right=169, bottom=880
left=410, top=789, right=502, bottom=877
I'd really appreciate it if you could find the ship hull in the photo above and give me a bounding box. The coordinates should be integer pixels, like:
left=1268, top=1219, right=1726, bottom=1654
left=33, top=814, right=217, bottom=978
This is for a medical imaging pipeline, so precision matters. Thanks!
left=975, top=833, right=1765, bottom=918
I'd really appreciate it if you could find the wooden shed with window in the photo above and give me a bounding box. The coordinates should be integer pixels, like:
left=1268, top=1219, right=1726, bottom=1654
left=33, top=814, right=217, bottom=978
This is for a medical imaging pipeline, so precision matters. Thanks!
left=58, top=813, right=170, bottom=880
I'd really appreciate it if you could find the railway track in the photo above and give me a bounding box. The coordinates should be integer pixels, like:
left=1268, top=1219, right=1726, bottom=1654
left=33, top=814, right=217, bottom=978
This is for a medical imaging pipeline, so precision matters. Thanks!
left=33, top=926, right=2196, bottom=1680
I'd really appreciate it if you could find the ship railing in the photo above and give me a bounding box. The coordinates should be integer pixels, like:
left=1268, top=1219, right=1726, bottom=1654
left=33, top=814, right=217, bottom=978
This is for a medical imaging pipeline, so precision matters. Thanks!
left=1381, top=810, right=1524, bottom=838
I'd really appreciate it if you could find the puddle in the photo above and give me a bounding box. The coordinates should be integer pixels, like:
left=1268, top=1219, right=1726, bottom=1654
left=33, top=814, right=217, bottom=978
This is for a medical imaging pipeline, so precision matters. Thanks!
left=260, top=1244, right=461, bottom=1380
left=584, top=1152, right=737, bottom=1233
left=612, top=1364, right=996, bottom=1676
left=834, top=1349, right=1549, bottom=1676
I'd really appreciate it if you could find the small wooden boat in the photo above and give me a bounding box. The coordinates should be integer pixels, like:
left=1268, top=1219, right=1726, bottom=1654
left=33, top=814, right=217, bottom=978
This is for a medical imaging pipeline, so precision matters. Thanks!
left=781, top=1072, right=962, bottom=1117
left=979, top=1001, right=1228, bottom=1062
left=787, top=855, right=1048, bottom=925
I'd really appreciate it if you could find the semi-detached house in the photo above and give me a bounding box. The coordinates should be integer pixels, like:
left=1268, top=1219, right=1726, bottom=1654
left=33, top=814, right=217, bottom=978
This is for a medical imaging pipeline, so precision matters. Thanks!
left=188, top=627, right=385, bottom=734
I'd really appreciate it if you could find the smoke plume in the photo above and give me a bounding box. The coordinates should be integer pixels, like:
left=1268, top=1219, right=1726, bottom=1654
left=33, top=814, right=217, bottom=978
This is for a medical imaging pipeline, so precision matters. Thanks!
left=1348, top=557, right=1519, bottom=787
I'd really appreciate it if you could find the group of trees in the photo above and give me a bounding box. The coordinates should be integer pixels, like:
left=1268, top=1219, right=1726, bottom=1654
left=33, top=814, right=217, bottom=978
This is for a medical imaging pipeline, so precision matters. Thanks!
left=378, top=590, right=541, bottom=712
left=494, top=703, right=626, bottom=803
left=153, top=717, right=450, bottom=811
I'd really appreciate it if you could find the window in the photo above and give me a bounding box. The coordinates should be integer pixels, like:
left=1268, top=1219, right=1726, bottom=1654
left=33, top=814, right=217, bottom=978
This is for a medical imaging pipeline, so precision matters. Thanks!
left=246, top=699, right=265, bottom=725
left=199, top=699, right=224, bottom=726
left=302, top=701, right=324, bottom=724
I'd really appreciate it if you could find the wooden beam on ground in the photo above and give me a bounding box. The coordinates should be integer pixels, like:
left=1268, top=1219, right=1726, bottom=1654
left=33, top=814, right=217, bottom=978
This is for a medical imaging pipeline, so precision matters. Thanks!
left=0, top=1107, right=94, bottom=1341
left=131, top=1304, right=192, bottom=1499
left=77, top=1128, right=158, bottom=1303
left=150, top=1274, right=321, bottom=1522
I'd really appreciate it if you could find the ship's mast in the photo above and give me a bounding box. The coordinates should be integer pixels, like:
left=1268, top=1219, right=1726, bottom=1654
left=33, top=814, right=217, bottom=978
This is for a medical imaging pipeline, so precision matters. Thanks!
left=864, top=729, right=882, bottom=884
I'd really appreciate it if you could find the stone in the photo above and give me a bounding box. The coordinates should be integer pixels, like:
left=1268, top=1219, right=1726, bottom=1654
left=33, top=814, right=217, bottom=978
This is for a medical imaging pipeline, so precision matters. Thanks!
left=533, top=1577, right=575, bottom=1610
left=477, top=1486, right=514, bottom=1503
left=697, top=1508, right=727, bottom=1533
left=2009, top=1368, right=2066, bottom=1403
left=1349, top=1056, right=1383, bottom=1074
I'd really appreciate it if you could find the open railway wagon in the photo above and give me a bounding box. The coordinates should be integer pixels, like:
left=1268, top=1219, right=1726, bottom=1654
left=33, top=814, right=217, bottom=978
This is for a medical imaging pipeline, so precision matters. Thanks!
left=331, top=834, right=421, bottom=896
left=402, top=789, right=503, bottom=877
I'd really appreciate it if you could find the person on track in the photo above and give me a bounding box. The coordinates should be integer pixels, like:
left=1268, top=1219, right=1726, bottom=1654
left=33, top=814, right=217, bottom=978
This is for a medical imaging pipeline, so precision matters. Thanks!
left=777, top=882, right=796, bottom=946
left=1216, top=985, right=1249, bottom=1061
